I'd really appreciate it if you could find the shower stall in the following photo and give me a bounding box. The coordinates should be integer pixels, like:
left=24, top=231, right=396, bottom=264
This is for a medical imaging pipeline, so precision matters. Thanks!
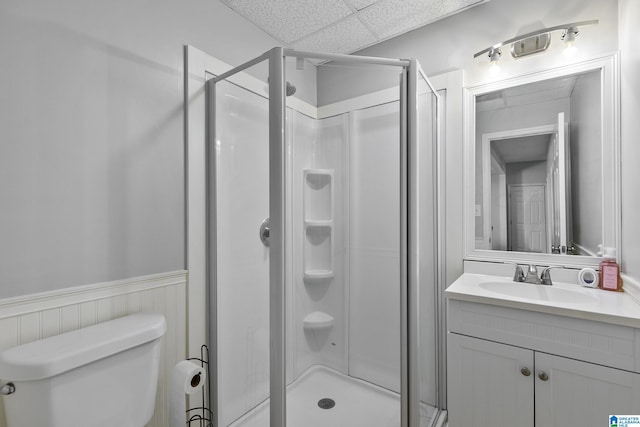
left=206, top=47, right=443, bottom=427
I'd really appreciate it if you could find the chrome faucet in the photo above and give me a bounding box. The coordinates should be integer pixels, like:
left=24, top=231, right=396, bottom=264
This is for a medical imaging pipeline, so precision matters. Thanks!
left=523, top=264, right=542, bottom=284
left=505, top=262, right=563, bottom=286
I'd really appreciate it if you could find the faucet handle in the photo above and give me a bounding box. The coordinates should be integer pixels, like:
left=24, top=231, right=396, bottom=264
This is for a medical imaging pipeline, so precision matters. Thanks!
left=504, top=262, right=525, bottom=282
left=524, top=264, right=542, bottom=284
left=540, top=266, right=564, bottom=286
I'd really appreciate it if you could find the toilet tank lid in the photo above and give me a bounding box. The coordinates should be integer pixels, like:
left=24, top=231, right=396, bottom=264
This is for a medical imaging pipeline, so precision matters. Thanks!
left=0, top=313, right=166, bottom=381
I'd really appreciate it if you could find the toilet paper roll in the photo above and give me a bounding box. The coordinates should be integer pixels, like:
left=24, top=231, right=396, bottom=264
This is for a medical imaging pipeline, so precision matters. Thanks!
left=578, top=268, right=599, bottom=288
left=169, top=360, right=206, bottom=427
left=173, top=360, right=206, bottom=395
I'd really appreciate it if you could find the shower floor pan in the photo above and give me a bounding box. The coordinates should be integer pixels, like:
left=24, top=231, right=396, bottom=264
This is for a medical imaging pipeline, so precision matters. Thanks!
left=228, top=365, right=437, bottom=427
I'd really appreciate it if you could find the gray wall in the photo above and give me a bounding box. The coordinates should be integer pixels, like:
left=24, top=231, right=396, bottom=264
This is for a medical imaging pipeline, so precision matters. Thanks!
left=0, top=0, right=284, bottom=298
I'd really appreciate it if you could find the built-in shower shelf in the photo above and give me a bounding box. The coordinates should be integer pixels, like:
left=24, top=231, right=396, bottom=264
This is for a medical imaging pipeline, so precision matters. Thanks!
left=303, top=169, right=334, bottom=283
left=303, top=269, right=334, bottom=280
left=303, top=169, right=333, bottom=222
left=304, top=220, right=333, bottom=228
left=303, top=311, right=334, bottom=330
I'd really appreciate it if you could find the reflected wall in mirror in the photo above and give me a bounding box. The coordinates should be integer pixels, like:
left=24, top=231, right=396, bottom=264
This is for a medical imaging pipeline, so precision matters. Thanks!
left=476, top=70, right=601, bottom=255
left=465, top=55, right=620, bottom=267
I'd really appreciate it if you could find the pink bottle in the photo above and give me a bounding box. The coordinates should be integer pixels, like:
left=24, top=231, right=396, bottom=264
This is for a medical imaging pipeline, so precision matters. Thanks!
left=598, top=247, right=623, bottom=292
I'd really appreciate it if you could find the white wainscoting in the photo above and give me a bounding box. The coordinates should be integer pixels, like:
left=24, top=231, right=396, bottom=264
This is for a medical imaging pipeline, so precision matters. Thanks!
left=0, top=270, right=188, bottom=427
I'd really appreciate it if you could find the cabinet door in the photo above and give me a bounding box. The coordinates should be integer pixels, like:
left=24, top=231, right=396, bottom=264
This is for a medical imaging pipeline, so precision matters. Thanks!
left=447, top=333, right=534, bottom=427
left=535, top=352, right=640, bottom=427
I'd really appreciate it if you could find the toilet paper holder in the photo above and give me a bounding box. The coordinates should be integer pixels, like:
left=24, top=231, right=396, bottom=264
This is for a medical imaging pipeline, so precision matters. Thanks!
left=186, top=345, right=213, bottom=427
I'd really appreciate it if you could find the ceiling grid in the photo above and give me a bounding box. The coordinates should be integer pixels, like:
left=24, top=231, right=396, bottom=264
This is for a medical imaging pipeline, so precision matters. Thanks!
left=220, top=0, right=489, bottom=54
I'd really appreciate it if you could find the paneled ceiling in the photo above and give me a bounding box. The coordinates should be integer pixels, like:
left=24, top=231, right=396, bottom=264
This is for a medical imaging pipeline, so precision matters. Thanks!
left=219, top=0, right=488, bottom=55
left=493, top=135, right=552, bottom=164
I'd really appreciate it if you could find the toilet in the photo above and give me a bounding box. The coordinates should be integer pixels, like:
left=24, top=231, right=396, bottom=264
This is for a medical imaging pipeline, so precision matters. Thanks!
left=0, top=313, right=166, bottom=427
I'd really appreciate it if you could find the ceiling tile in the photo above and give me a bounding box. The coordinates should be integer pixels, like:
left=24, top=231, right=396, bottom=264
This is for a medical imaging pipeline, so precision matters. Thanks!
left=358, top=0, right=424, bottom=32
left=219, top=0, right=489, bottom=54
left=359, top=0, right=485, bottom=39
left=222, top=0, right=353, bottom=44
left=292, top=15, right=377, bottom=55
left=346, top=0, right=382, bottom=11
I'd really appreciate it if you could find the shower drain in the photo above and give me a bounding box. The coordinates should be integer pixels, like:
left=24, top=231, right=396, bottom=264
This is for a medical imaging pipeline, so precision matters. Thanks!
left=317, top=398, right=336, bottom=409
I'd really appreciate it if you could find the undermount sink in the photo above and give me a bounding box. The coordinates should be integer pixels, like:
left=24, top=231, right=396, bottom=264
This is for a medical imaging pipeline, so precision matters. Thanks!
left=478, top=281, right=598, bottom=305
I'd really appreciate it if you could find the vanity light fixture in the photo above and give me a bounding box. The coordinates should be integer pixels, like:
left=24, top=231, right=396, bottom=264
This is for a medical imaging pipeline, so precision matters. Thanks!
left=474, top=20, right=598, bottom=62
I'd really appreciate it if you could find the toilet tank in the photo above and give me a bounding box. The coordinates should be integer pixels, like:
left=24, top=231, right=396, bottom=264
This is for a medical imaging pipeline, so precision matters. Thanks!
left=0, top=313, right=166, bottom=427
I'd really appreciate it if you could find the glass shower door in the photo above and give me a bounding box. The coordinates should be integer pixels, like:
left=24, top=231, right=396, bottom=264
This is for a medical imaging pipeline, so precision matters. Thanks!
left=208, top=55, right=273, bottom=427
left=414, top=64, right=442, bottom=426
left=208, top=49, right=442, bottom=427
left=402, top=59, right=442, bottom=426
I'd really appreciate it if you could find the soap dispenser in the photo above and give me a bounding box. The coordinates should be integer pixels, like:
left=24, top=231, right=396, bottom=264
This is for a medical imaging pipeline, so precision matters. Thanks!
left=598, top=247, right=623, bottom=292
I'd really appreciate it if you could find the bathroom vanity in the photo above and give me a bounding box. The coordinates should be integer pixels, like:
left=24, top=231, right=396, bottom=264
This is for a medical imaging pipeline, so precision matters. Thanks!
left=445, top=273, right=640, bottom=427
left=451, top=50, right=636, bottom=426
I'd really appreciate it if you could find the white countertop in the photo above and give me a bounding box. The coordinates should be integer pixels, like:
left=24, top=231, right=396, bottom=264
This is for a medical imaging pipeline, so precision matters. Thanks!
left=446, top=273, right=640, bottom=329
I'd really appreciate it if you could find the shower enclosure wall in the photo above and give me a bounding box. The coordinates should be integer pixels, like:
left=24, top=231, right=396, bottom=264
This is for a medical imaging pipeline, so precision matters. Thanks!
left=206, top=47, right=442, bottom=427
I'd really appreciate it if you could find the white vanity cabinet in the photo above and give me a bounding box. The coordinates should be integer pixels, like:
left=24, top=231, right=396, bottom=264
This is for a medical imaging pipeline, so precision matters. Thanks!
left=448, top=333, right=534, bottom=427
left=447, top=298, right=640, bottom=427
left=535, top=352, right=640, bottom=426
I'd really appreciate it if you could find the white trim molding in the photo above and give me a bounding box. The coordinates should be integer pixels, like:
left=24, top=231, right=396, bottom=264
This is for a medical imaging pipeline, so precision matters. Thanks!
left=0, top=271, right=187, bottom=320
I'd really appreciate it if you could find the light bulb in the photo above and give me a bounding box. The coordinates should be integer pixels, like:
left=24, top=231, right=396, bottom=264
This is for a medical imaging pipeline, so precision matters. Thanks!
left=562, top=27, right=579, bottom=47
left=488, top=47, right=501, bottom=65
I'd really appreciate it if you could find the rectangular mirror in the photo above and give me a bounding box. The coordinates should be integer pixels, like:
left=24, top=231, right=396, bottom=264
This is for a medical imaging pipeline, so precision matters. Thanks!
left=464, top=54, right=620, bottom=267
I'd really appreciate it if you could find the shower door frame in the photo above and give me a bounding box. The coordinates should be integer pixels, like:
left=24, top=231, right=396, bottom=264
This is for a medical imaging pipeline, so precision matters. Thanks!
left=206, top=46, right=442, bottom=427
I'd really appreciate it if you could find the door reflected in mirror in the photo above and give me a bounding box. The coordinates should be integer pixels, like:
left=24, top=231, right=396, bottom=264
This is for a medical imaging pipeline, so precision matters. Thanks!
left=475, top=69, right=602, bottom=256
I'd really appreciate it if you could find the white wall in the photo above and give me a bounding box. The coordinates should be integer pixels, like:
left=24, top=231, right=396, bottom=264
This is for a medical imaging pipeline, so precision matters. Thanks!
left=619, top=0, right=640, bottom=281
left=0, top=0, right=289, bottom=299
left=349, top=102, right=402, bottom=392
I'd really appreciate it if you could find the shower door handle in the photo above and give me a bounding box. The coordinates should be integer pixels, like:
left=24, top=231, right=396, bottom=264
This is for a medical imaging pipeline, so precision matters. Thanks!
left=259, top=217, right=270, bottom=247
left=0, top=382, right=15, bottom=395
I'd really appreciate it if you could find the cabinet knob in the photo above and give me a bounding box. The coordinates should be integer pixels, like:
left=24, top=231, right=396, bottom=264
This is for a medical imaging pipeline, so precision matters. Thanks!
left=520, top=367, right=531, bottom=377
left=538, top=371, right=549, bottom=381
